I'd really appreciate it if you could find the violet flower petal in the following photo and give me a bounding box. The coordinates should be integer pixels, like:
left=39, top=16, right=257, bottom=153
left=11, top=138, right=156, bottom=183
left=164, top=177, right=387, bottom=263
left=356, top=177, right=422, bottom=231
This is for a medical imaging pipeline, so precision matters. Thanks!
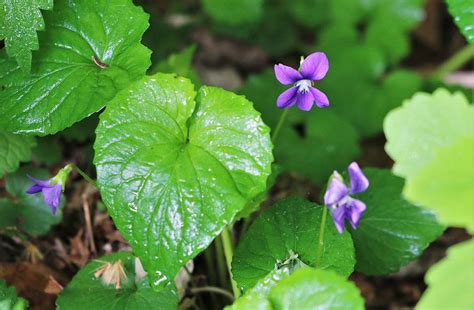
left=348, top=162, right=369, bottom=194
left=300, top=52, right=329, bottom=81
left=297, top=91, right=314, bottom=111
left=274, top=64, right=303, bottom=85
left=26, top=184, right=44, bottom=194
left=309, top=87, right=330, bottom=108
left=347, top=198, right=367, bottom=229
left=277, top=86, right=298, bottom=108
left=27, top=175, right=52, bottom=187
left=331, top=205, right=347, bottom=234
left=42, top=184, right=62, bottom=215
left=324, top=174, right=349, bottom=205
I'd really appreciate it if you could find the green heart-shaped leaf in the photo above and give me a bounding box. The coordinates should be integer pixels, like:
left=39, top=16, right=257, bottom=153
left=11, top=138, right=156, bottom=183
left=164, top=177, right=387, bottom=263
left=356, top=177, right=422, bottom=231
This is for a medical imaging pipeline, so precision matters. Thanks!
left=56, top=252, right=178, bottom=309
left=0, top=130, right=36, bottom=176
left=0, top=0, right=151, bottom=135
left=0, top=0, right=53, bottom=71
left=94, top=73, right=273, bottom=288
left=349, top=168, right=444, bottom=275
left=404, top=137, right=474, bottom=232
left=232, top=196, right=355, bottom=292
left=384, top=88, right=474, bottom=178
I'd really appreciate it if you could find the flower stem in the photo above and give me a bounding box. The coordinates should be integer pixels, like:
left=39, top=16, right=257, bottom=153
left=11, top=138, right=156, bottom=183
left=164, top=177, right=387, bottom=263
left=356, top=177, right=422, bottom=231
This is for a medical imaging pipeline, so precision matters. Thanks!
left=272, top=108, right=290, bottom=144
left=430, top=44, right=474, bottom=79
left=315, top=207, right=328, bottom=268
left=221, top=226, right=241, bottom=299
left=215, top=238, right=228, bottom=289
left=71, top=164, right=98, bottom=188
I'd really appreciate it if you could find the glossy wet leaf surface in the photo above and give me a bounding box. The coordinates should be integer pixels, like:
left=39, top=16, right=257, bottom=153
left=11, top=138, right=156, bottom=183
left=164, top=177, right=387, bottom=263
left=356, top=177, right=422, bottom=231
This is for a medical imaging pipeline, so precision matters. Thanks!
left=0, top=0, right=151, bottom=135
left=268, top=268, right=364, bottom=310
left=0, top=130, right=36, bottom=176
left=0, top=0, right=53, bottom=71
left=447, top=0, right=474, bottom=43
left=349, top=168, right=444, bottom=275
left=94, top=73, right=273, bottom=288
left=404, top=137, right=474, bottom=232
left=0, top=167, right=64, bottom=235
left=232, top=196, right=355, bottom=292
left=417, top=239, right=474, bottom=310
left=56, top=252, right=178, bottom=310
left=384, top=88, right=474, bottom=178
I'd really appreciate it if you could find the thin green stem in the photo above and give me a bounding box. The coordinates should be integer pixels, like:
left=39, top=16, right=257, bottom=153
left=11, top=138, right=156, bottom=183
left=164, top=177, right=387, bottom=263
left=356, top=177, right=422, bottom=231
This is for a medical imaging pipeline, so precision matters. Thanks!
left=191, top=286, right=235, bottom=302
left=215, top=238, right=227, bottom=289
left=315, top=207, right=328, bottom=268
left=272, top=108, right=290, bottom=144
left=71, top=164, right=98, bottom=188
left=430, top=44, right=474, bottom=80
left=221, top=227, right=241, bottom=299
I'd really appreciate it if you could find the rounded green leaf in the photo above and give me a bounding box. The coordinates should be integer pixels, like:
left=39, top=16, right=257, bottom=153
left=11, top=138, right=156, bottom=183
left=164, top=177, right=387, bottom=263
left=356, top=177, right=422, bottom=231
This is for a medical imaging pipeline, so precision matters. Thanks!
left=404, top=137, right=474, bottom=232
left=349, top=168, right=444, bottom=275
left=0, top=130, right=36, bottom=176
left=0, top=0, right=53, bottom=71
left=94, top=73, right=273, bottom=288
left=232, top=196, right=355, bottom=292
left=384, top=88, right=474, bottom=178
left=56, top=252, right=178, bottom=310
left=0, top=0, right=151, bottom=135
left=417, top=239, right=474, bottom=309
left=268, top=268, right=364, bottom=310
left=0, top=167, right=64, bottom=235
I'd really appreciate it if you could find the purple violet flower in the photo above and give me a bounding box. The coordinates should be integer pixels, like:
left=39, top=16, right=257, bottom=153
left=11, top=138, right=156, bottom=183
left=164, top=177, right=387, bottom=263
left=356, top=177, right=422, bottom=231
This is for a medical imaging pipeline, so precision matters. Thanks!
left=26, top=164, right=72, bottom=215
left=274, top=52, right=330, bottom=111
left=324, top=162, right=369, bottom=234
left=26, top=177, right=62, bottom=215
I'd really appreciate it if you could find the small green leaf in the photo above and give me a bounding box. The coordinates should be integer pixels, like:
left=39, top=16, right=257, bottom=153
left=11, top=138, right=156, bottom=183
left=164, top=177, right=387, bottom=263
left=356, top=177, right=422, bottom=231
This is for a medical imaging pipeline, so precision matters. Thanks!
left=350, top=168, right=444, bottom=275
left=0, top=130, right=36, bottom=176
left=0, top=167, right=64, bottom=235
left=384, top=88, right=474, bottom=178
left=202, top=0, right=264, bottom=25
left=0, top=0, right=53, bottom=71
left=0, top=280, right=28, bottom=310
left=417, top=239, right=474, bottom=309
left=0, top=0, right=151, bottom=135
left=152, top=45, right=200, bottom=86
left=404, top=137, right=474, bottom=232
left=56, top=252, right=178, bottom=309
left=94, top=73, right=273, bottom=288
left=226, top=269, right=290, bottom=310
left=447, top=0, right=474, bottom=43
left=232, top=196, right=355, bottom=292
left=268, top=268, right=364, bottom=310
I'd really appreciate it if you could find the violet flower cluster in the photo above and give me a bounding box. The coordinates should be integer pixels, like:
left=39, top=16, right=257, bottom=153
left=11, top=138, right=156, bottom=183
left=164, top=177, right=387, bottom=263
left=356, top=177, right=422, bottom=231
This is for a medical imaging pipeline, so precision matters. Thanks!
left=274, top=52, right=330, bottom=111
left=324, top=162, right=369, bottom=233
